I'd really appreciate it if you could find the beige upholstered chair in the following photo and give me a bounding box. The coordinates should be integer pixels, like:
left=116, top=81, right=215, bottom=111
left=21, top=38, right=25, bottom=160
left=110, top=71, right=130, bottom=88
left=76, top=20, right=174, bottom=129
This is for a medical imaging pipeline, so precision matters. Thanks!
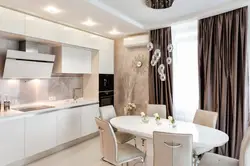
left=153, top=131, right=193, bottom=166
left=193, top=109, right=218, bottom=128
left=95, top=118, right=145, bottom=165
left=193, top=109, right=218, bottom=155
left=99, top=105, right=136, bottom=144
left=147, top=104, right=166, bottom=118
left=199, top=127, right=250, bottom=166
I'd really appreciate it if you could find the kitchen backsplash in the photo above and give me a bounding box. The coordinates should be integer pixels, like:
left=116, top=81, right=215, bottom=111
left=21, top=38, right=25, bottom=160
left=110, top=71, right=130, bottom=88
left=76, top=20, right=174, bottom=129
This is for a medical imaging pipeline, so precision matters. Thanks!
left=0, top=77, right=83, bottom=104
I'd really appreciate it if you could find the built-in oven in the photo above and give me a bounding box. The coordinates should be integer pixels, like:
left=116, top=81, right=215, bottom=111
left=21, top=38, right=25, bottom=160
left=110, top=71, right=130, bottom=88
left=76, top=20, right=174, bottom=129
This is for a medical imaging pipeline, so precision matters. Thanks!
left=99, top=91, right=114, bottom=107
left=99, top=74, right=114, bottom=92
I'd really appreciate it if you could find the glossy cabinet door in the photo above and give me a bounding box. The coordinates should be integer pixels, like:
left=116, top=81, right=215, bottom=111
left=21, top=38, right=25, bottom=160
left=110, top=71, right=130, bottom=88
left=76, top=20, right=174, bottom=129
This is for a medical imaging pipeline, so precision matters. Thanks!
left=81, top=104, right=100, bottom=137
left=25, top=113, right=57, bottom=157
left=0, top=7, right=25, bottom=35
left=25, top=16, right=59, bottom=41
left=99, top=39, right=114, bottom=74
left=61, top=46, right=92, bottom=74
left=0, top=119, right=25, bottom=166
left=56, top=108, right=82, bottom=145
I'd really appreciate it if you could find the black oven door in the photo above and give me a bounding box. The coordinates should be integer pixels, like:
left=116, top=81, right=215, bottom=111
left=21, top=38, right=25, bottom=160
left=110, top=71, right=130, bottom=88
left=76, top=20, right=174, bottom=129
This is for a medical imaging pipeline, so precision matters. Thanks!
left=99, top=95, right=114, bottom=107
left=99, top=91, right=114, bottom=107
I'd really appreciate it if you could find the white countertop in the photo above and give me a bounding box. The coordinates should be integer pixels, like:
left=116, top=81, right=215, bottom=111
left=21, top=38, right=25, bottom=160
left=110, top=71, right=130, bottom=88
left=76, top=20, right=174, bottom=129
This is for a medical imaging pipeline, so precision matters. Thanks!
left=0, top=98, right=99, bottom=121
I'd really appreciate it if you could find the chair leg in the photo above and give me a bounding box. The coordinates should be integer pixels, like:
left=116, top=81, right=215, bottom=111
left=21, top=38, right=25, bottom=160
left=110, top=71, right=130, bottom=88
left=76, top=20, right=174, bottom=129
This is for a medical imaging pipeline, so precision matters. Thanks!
left=141, top=138, right=147, bottom=155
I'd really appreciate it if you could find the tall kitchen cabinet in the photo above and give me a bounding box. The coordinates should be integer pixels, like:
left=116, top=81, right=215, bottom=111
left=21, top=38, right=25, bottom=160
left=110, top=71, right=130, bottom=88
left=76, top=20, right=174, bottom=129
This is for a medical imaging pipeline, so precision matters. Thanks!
left=25, top=113, right=57, bottom=157
left=0, top=119, right=25, bottom=166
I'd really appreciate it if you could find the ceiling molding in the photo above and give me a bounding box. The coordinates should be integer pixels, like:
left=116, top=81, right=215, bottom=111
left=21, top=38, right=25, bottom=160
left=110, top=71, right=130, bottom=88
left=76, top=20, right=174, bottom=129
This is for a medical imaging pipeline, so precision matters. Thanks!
left=87, top=0, right=145, bottom=29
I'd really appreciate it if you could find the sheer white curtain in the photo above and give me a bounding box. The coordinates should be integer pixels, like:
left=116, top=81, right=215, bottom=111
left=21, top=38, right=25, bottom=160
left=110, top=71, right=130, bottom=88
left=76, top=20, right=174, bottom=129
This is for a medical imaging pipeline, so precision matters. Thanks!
left=172, top=21, right=199, bottom=122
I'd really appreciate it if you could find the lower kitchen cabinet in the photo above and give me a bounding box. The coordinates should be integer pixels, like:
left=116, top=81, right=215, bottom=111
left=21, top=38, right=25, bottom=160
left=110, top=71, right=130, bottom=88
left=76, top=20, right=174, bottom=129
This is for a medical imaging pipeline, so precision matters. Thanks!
left=81, top=104, right=100, bottom=136
left=0, top=119, right=25, bottom=166
left=25, top=113, right=57, bottom=157
left=56, top=107, right=82, bottom=145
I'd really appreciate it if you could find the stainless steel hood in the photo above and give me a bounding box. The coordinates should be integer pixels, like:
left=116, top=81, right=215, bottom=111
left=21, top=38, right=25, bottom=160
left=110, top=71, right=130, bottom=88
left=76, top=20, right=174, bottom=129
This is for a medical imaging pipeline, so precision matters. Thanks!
left=3, top=41, right=55, bottom=79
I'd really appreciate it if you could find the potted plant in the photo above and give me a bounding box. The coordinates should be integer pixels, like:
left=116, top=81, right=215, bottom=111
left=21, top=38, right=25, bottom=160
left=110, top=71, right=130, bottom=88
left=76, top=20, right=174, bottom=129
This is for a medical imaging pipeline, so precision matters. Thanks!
left=140, top=112, right=149, bottom=123
left=168, top=116, right=176, bottom=128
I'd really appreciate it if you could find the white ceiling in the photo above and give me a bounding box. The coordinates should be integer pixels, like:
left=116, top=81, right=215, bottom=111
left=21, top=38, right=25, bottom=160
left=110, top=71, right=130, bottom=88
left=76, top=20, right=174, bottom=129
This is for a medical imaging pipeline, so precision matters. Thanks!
left=0, top=0, right=248, bottom=39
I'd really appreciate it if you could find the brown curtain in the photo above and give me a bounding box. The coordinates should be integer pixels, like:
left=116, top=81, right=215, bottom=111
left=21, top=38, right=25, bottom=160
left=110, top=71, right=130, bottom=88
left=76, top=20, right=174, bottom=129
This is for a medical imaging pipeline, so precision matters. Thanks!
left=149, top=27, right=173, bottom=117
left=198, top=7, right=248, bottom=159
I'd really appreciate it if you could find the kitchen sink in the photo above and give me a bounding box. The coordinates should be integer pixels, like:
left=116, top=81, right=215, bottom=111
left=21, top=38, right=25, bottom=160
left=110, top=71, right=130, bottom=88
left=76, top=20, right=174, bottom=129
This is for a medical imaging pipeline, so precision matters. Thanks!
left=13, top=105, right=55, bottom=112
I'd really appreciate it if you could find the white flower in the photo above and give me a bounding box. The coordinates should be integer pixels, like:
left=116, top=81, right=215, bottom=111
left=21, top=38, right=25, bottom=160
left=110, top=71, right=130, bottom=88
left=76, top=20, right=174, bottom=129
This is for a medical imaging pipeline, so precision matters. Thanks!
left=154, top=113, right=160, bottom=118
left=141, top=112, right=145, bottom=117
left=168, top=116, right=173, bottom=121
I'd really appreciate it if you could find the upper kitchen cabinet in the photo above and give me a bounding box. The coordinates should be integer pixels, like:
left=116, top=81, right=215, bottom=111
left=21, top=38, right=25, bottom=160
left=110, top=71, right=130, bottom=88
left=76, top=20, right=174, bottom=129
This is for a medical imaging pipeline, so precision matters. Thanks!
left=99, top=38, right=114, bottom=74
left=25, top=16, right=60, bottom=42
left=0, top=7, right=25, bottom=35
left=53, top=45, right=92, bottom=74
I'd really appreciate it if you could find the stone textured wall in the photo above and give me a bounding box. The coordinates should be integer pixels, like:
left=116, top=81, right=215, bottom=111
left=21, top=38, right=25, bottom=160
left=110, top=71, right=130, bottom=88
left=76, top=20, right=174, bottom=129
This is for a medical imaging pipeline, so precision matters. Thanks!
left=114, top=38, right=149, bottom=116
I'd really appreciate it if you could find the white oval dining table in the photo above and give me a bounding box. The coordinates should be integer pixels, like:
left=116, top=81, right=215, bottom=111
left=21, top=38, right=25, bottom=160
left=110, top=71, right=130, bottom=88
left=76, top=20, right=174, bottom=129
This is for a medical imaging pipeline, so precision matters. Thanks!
left=110, top=116, right=229, bottom=149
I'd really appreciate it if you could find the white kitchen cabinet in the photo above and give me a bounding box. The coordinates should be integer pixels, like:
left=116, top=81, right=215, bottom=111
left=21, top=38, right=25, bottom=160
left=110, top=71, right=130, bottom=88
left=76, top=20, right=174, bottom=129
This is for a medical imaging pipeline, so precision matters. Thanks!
left=25, top=113, right=57, bottom=157
left=99, top=39, right=114, bottom=74
left=53, top=46, right=92, bottom=74
left=25, top=16, right=59, bottom=41
left=0, top=6, right=25, bottom=35
left=0, top=119, right=25, bottom=166
left=56, top=107, right=82, bottom=145
left=81, top=104, right=100, bottom=136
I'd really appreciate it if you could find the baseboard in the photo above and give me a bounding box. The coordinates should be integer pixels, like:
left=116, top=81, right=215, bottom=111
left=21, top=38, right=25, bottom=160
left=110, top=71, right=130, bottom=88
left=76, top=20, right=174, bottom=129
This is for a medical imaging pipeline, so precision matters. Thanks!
left=8, top=132, right=99, bottom=166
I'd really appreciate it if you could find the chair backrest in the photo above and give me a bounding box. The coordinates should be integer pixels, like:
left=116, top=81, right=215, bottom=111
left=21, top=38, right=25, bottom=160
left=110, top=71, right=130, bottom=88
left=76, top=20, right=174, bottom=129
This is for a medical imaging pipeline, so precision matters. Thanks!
left=239, top=127, right=250, bottom=166
left=95, top=117, right=117, bottom=163
left=147, top=104, right=166, bottom=118
left=99, top=105, right=117, bottom=121
left=153, top=131, right=193, bottom=166
left=193, top=109, right=218, bottom=128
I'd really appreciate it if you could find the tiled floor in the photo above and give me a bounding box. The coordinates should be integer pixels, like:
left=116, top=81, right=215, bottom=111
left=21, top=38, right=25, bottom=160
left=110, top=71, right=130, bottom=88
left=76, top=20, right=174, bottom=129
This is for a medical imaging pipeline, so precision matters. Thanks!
left=27, top=137, right=151, bottom=166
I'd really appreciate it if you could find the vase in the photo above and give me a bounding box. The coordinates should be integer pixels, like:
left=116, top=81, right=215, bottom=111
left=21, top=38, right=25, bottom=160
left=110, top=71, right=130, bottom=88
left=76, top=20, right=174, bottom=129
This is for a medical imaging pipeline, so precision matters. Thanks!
left=141, top=116, right=149, bottom=124
left=156, top=119, right=161, bottom=125
left=169, top=123, right=176, bottom=128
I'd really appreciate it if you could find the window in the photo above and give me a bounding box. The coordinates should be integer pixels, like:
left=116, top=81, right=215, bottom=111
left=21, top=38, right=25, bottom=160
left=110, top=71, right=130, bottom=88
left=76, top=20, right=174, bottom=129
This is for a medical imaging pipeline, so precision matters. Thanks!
left=172, top=21, right=199, bottom=122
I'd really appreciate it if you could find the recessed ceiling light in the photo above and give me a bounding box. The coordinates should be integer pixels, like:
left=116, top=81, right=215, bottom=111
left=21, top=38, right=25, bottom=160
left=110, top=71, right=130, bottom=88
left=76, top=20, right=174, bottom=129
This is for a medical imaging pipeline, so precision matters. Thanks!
left=44, top=6, right=61, bottom=14
left=81, top=18, right=98, bottom=27
left=109, top=28, right=122, bottom=35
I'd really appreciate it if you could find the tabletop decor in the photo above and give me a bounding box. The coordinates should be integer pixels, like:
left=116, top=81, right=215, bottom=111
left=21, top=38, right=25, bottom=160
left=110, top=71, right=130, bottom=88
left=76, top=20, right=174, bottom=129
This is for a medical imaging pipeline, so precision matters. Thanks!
left=168, top=116, right=176, bottom=128
left=154, top=113, right=161, bottom=125
left=124, top=103, right=136, bottom=115
left=140, top=112, right=149, bottom=123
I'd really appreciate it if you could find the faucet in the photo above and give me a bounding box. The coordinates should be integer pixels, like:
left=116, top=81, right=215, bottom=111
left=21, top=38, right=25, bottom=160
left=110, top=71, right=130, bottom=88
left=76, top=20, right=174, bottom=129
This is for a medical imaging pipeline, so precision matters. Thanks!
left=73, top=88, right=82, bottom=102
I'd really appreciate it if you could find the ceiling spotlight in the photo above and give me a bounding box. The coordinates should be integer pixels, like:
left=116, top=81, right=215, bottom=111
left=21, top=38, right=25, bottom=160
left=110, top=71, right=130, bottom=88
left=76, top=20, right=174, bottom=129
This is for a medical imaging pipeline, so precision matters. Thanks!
left=81, top=18, right=98, bottom=27
left=44, top=6, right=61, bottom=14
left=109, top=28, right=122, bottom=35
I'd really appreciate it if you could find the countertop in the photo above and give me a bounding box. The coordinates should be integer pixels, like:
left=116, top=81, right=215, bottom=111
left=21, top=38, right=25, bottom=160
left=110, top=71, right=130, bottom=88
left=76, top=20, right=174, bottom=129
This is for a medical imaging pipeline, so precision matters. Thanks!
left=0, top=98, right=99, bottom=121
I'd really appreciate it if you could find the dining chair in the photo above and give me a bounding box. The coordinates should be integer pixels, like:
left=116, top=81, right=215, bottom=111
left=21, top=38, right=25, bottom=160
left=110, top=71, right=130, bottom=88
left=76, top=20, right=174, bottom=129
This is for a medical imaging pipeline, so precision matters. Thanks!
left=193, top=109, right=218, bottom=156
left=199, top=127, right=250, bottom=166
left=153, top=131, right=193, bottom=166
left=147, top=104, right=166, bottom=118
left=95, top=118, right=145, bottom=166
left=99, top=105, right=136, bottom=144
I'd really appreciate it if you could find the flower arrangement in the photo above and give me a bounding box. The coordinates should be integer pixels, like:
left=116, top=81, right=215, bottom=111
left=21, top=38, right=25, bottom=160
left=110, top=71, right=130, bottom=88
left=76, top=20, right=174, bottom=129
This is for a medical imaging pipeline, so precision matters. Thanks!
left=154, top=113, right=161, bottom=125
left=154, top=113, right=160, bottom=121
left=168, top=116, right=175, bottom=124
left=168, top=116, right=176, bottom=128
left=140, top=112, right=149, bottom=123
left=124, top=103, right=136, bottom=115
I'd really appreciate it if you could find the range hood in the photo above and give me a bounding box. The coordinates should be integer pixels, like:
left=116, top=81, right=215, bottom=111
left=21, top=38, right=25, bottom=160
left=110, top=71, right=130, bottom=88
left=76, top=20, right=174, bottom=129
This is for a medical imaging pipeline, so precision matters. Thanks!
left=3, top=41, right=55, bottom=79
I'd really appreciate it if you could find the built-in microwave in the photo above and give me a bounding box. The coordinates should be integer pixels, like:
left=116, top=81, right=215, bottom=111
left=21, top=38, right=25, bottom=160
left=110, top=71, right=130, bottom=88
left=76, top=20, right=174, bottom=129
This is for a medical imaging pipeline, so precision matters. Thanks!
left=99, top=74, right=114, bottom=92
